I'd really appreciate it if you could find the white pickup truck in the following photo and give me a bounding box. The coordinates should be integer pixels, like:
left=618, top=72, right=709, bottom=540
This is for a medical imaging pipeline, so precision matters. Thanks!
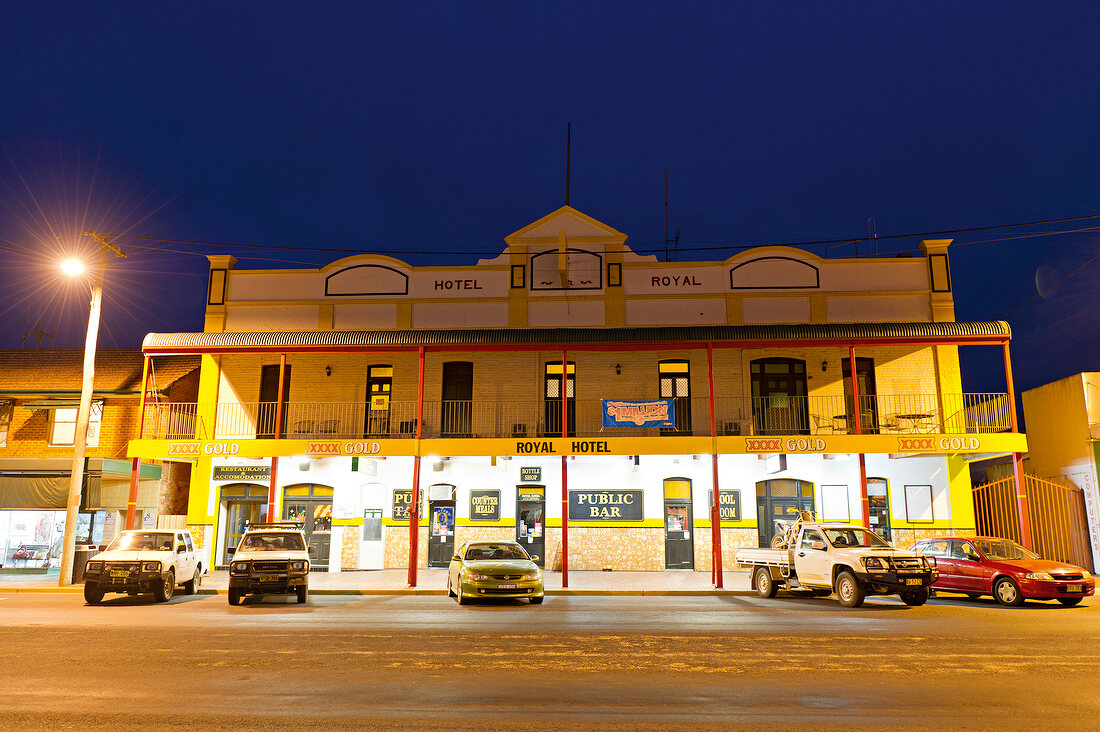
left=83, top=529, right=204, bottom=604
left=733, top=520, right=938, bottom=608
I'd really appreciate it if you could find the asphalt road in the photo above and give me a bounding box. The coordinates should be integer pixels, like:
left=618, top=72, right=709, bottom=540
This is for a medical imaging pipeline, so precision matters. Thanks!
left=1, top=590, right=1096, bottom=731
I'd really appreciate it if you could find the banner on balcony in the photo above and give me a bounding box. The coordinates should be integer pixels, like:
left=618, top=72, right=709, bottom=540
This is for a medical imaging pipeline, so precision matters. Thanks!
left=602, top=399, right=675, bottom=429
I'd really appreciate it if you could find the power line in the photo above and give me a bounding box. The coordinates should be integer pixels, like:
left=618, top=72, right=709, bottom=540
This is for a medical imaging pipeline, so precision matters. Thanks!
left=97, top=212, right=1100, bottom=259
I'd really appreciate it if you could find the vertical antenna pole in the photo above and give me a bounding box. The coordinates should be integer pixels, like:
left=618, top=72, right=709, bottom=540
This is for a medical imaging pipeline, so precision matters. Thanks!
left=665, top=168, right=669, bottom=262
left=565, top=123, right=571, bottom=206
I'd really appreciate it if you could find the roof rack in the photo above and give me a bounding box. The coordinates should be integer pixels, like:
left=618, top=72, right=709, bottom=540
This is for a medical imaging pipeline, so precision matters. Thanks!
left=245, top=522, right=304, bottom=530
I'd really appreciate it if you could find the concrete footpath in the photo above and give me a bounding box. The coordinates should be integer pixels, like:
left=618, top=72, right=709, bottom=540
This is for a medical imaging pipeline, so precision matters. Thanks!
left=1, top=568, right=754, bottom=596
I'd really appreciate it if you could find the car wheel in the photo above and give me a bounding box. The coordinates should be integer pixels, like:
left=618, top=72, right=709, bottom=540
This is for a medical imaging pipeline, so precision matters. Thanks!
left=755, top=567, right=778, bottom=598
left=457, top=583, right=469, bottom=605
left=966, top=593, right=982, bottom=599
left=529, top=596, right=544, bottom=604
left=228, top=587, right=243, bottom=606
left=900, top=587, right=929, bottom=606
left=184, top=568, right=200, bottom=595
left=836, top=571, right=865, bottom=608
left=296, top=586, right=308, bottom=604
left=83, top=582, right=104, bottom=605
left=153, top=569, right=175, bottom=602
left=993, top=576, right=1024, bottom=607
left=1058, top=597, right=1083, bottom=607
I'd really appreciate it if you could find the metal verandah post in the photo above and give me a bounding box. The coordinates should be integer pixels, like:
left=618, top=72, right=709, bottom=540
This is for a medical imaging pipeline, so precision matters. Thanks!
left=561, top=349, right=569, bottom=588
left=849, top=347, right=870, bottom=528
left=409, top=346, right=426, bottom=587
left=1003, top=343, right=1033, bottom=549
left=707, top=343, right=723, bottom=588
left=125, top=355, right=151, bottom=530
left=267, top=354, right=287, bottom=522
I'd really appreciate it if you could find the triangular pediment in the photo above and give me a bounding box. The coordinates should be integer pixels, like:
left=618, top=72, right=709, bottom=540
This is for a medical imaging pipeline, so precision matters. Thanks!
left=504, top=206, right=627, bottom=245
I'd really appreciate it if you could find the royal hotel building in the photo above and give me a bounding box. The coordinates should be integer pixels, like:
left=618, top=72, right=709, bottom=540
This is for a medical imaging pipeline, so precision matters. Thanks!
left=125, top=206, right=1027, bottom=580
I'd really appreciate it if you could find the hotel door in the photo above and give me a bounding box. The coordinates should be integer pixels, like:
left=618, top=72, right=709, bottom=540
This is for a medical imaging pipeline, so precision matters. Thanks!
left=664, top=478, right=694, bottom=569
left=867, top=478, right=891, bottom=541
left=428, top=502, right=456, bottom=567
left=756, top=479, right=815, bottom=547
left=516, top=486, right=545, bottom=566
left=282, top=484, right=333, bottom=570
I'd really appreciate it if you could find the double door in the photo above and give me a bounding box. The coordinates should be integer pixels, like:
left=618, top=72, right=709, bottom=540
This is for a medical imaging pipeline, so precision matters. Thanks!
left=282, top=485, right=333, bottom=570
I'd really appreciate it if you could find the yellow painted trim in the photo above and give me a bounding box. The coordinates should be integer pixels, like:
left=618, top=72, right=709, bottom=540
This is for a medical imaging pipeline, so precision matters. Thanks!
left=128, top=432, right=1029, bottom=460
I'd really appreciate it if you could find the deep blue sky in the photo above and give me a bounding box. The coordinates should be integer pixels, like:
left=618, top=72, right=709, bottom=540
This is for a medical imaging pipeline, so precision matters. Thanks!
left=2, top=3, right=1098, bottom=399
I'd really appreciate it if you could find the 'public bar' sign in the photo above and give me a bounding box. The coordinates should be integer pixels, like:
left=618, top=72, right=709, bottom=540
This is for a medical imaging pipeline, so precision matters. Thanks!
left=568, top=489, right=644, bottom=521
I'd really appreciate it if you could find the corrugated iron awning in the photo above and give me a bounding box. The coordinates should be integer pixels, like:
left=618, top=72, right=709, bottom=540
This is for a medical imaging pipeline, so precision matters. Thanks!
left=142, top=321, right=1011, bottom=355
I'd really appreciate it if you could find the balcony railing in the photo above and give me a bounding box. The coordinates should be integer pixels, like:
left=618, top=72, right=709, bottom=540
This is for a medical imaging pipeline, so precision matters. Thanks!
left=140, top=393, right=1012, bottom=440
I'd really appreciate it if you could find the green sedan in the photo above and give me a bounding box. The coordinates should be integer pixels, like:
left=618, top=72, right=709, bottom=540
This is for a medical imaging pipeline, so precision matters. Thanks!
left=448, top=540, right=544, bottom=605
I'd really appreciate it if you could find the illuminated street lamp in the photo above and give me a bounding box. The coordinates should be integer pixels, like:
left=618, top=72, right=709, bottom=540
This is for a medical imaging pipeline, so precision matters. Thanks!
left=57, top=232, right=125, bottom=587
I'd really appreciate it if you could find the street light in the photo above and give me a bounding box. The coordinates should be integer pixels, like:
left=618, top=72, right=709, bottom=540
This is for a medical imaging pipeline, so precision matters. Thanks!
left=57, top=232, right=125, bottom=587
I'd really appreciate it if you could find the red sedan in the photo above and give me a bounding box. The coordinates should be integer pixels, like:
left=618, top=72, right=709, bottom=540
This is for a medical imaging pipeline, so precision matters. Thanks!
left=911, top=536, right=1094, bottom=607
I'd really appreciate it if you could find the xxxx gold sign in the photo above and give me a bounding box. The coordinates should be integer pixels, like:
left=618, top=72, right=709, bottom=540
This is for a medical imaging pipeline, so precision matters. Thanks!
left=898, top=436, right=982, bottom=452
left=745, top=437, right=827, bottom=453
left=168, top=441, right=240, bottom=456
left=305, top=440, right=384, bottom=455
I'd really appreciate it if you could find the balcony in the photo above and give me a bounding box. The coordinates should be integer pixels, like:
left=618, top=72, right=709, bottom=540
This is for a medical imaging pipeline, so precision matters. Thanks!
left=139, top=393, right=1012, bottom=441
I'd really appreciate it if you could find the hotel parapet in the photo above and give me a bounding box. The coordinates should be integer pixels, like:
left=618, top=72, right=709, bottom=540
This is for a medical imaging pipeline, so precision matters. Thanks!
left=124, top=207, right=1027, bottom=584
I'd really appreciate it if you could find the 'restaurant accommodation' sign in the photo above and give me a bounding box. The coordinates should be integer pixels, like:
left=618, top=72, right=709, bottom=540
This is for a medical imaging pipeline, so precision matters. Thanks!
left=392, top=489, right=412, bottom=521
left=469, top=489, right=501, bottom=521
left=212, top=465, right=270, bottom=481
left=708, top=489, right=742, bottom=522
left=568, top=489, right=644, bottom=521
left=602, top=399, right=674, bottom=429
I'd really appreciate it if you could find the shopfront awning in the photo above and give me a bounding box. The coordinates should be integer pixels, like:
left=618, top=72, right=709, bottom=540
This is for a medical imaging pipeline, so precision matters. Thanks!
left=142, top=320, right=1013, bottom=355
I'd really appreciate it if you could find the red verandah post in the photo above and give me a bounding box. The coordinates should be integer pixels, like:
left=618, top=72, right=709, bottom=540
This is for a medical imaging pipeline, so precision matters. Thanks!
left=408, top=346, right=426, bottom=586
left=561, top=349, right=569, bottom=588
left=267, top=354, right=287, bottom=523
left=706, top=344, right=723, bottom=588
left=125, top=355, right=151, bottom=530
left=1003, top=343, right=1033, bottom=549
left=849, top=347, right=871, bottom=529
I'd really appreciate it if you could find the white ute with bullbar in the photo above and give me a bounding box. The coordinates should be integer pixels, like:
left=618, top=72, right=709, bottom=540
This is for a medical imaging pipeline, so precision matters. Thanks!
left=228, top=523, right=311, bottom=605
left=83, top=529, right=204, bottom=604
left=733, top=515, right=938, bottom=608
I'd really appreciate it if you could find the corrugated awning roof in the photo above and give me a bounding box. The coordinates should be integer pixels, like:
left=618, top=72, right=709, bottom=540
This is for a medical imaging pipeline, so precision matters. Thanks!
left=143, top=321, right=1012, bottom=354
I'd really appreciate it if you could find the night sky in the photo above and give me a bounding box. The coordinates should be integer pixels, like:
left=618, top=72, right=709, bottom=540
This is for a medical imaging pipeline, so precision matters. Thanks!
left=2, top=3, right=1099, bottom=400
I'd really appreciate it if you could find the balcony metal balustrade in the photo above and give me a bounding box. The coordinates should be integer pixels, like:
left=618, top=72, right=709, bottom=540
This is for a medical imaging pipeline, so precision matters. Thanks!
left=140, top=392, right=1012, bottom=441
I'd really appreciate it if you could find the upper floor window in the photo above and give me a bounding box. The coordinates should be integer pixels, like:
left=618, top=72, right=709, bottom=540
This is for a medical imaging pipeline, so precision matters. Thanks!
left=658, top=360, right=691, bottom=434
left=50, top=401, right=103, bottom=446
left=0, top=400, right=12, bottom=448
left=543, top=362, right=575, bottom=436
left=750, top=358, right=807, bottom=435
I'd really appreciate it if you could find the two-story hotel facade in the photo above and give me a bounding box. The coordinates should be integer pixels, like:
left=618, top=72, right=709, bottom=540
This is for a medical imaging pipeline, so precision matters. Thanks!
left=126, top=206, right=1027, bottom=581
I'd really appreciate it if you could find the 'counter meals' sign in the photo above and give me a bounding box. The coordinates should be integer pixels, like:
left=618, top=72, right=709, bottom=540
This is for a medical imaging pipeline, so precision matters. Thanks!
left=568, top=489, right=643, bottom=521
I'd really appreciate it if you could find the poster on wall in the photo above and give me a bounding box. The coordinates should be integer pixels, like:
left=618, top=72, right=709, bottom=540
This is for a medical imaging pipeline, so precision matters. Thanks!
left=602, top=399, right=674, bottom=429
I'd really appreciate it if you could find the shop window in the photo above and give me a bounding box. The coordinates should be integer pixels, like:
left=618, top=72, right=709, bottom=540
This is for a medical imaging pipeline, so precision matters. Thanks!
left=49, top=401, right=103, bottom=446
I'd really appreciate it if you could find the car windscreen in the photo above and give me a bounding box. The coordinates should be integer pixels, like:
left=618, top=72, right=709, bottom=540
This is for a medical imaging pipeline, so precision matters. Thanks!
left=972, top=538, right=1037, bottom=561
left=107, top=532, right=175, bottom=552
left=823, top=528, right=891, bottom=548
left=464, top=544, right=530, bottom=561
left=238, top=532, right=306, bottom=551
